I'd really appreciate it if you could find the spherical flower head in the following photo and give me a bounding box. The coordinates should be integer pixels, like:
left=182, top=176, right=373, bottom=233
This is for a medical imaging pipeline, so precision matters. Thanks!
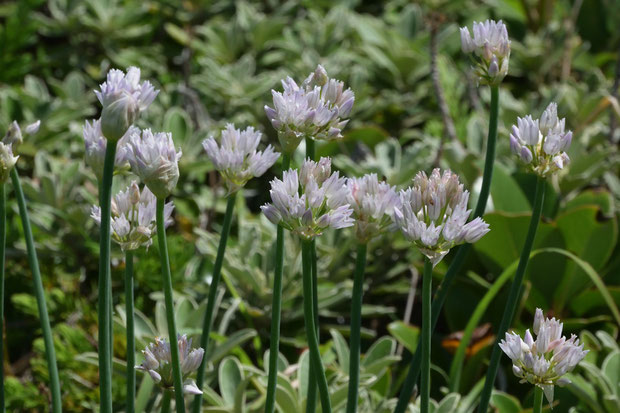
left=460, top=20, right=511, bottom=85
left=202, top=124, right=280, bottom=194
left=136, top=334, right=204, bottom=395
left=393, top=169, right=490, bottom=266
left=260, top=157, right=354, bottom=240
left=126, top=129, right=182, bottom=199
left=499, top=308, right=588, bottom=407
left=91, top=181, right=173, bottom=251
left=83, top=119, right=138, bottom=180
left=345, top=173, right=400, bottom=243
left=95, top=67, right=159, bottom=141
left=264, top=65, right=354, bottom=153
left=509, top=102, right=573, bottom=177
left=0, top=142, right=19, bottom=183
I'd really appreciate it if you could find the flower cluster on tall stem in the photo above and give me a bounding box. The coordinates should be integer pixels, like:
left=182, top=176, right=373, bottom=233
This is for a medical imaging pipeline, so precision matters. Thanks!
left=460, top=20, right=511, bottom=85
left=83, top=119, right=138, bottom=180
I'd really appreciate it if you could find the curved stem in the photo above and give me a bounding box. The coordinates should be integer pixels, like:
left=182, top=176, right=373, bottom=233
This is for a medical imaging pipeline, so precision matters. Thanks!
left=192, top=193, right=237, bottom=413
left=533, top=386, right=544, bottom=413
left=301, top=240, right=331, bottom=413
left=0, top=184, right=5, bottom=413
left=161, top=390, right=172, bottom=413
left=156, top=199, right=186, bottom=413
left=420, top=259, right=433, bottom=413
left=345, top=243, right=368, bottom=413
left=394, top=85, right=499, bottom=413
left=477, top=176, right=546, bottom=413
left=125, top=250, right=135, bottom=413
left=10, top=168, right=62, bottom=413
left=264, top=154, right=291, bottom=413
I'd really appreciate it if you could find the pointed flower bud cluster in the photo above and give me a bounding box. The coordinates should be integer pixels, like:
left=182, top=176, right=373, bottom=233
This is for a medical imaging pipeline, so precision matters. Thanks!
left=345, top=174, right=400, bottom=243
left=90, top=181, right=173, bottom=251
left=0, top=142, right=18, bottom=183
left=261, top=157, right=354, bottom=240
left=460, top=20, right=511, bottom=85
left=509, top=102, right=573, bottom=177
left=136, top=334, right=204, bottom=395
left=264, top=65, right=355, bottom=153
left=202, top=124, right=280, bottom=194
left=83, top=119, right=139, bottom=180
left=499, top=308, right=588, bottom=406
left=95, top=67, right=159, bottom=141
left=3, top=119, right=41, bottom=151
left=393, top=169, right=490, bottom=266
left=126, top=129, right=182, bottom=199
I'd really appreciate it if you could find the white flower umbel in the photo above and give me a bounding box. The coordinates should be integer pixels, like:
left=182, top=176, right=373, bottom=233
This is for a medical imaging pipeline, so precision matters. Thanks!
left=0, top=142, right=18, bottom=183
left=509, top=102, right=573, bottom=177
left=91, top=181, right=173, bottom=251
left=393, top=169, right=490, bottom=266
left=500, top=308, right=588, bottom=406
left=136, top=334, right=205, bottom=395
left=83, top=119, right=139, bottom=180
left=202, top=124, right=280, bottom=194
left=261, top=157, right=354, bottom=240
left=460, top=20, right=511, bottom=85
left=126, top=129, right=182, bottom=199
left=95, top=67, right=159, bottom=141
left=264, top=65, right=354, bottom=153
left=345, top=173, right=400, bottom=243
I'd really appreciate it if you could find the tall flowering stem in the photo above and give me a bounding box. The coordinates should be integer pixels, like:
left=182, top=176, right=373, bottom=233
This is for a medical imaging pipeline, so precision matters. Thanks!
left=161, top=391, right=172, bottom=413
left=533, top=386, right=544, bottom=413
left=125, top=250, right=135, bottom=412
left=477, top=176, right=546, bottom=413
left=420, top=258, right=433, bottom=413
left=10, top=168, right=62, bottom=413
left=0, top=183, right=5, bottom=413
left=192, top=192, right=237, bottom=413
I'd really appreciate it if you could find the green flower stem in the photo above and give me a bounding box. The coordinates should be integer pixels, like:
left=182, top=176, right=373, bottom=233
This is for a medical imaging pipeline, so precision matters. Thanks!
left=264, top=153, right=291, bottom=413
left=97, top=180, right=114, bottom=376
left=156, top=198, right=186, bottom=413
left=192, top=192, right=237, bottom=413
left=301, top=240, right=331, bottom=413
left=125, top=250, right=135, bottom=413
left=533, top=386, right=544, bottom=413
left=345, top=242, right=368, bottom=413
left=477, top=175, right=546, bottom=413
left=0, top=184, right=5, bottom=413
left=394, top=85, right=499, bottom=413
left=10, top=168, right=62, bottom=413
left=161, top=390, right=172, bottom=413
left=420, top=258, right=433, bottom=413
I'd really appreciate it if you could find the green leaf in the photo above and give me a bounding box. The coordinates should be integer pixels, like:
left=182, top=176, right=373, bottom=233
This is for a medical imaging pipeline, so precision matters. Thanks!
left=490, top=391, right=522, bottom=413
left=489, top=164, right=531, bottom=213
left=219, top=357, right=243, bottom=406
left=329, top=329, right=350, bottom=372
left=436, top=393, right=461, bottom=413
left=387, top=321, right=420, bottom=353
left=361, top=336, right=395, bottom=367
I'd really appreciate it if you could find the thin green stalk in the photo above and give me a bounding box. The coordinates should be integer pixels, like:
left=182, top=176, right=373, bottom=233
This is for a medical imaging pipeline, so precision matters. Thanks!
left=477, top=176, right=546, bottom=413
left=420, top=259, right=433, bottom=413
left=97, top=181, right=114, bottom=377
left=161, top=390, right=172, bottom=413
left=394, top=85, right=499, bottom=413
left=264, top=154, right=291, bottom=413
left=345, top=242, right=368, bottom=413
left=0, top=184, right=5, bottom=413
left=125, top=250, right=135, bottom=413
left=192, top=192, right=237, bottom=413
left=533, top=386, right=543, bottom=413
left=156, top=198, right=186, bottom=413
left=10, top=168, right=62, bottom=413
left=301, top=240, right=331, bottom=413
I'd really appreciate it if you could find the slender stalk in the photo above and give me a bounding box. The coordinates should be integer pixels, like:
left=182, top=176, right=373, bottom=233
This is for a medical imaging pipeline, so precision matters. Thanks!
left=156, top=199, right=186, bottom=413
left=301, top=240, right=331, bottom=413
left=161, top=390, right=172, bottom=413
left=192, top=193, right=237, bottom=413
left=97, top=181, right=114, bottom=377
left=0, top=184, right=5, bottom=413
left=345, top=243, right=368, bottom=413
left=394, top=85, right=499, bottom=413
left=533, top=386, right=544, bottom=413
left=477, top=176, right=546, bottom=413
left=420, top=259, right=433, bottom=413
left=125, top=250, right=135, bottom=413
left=264, top=154, right=291, bottom=413
left=10, top=168, right=62, bottom=413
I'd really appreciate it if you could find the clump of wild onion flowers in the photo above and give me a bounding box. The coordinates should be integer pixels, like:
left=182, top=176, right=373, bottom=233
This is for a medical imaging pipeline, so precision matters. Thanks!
left=1, top=119, right=42, bottom=181
left=345, top=173, right=400, bottom=243
left=500, top=308, right=588, bottom=405
left=261, top=157, right=353, bottom=240
left=83, top=119, right=139, bottom=179
left=136, top=334, right=205, bottom=395
left=90, top=181, right=173, bottom=251
left=509, top=102, right=573, bottom=177
left=460, top=20, right=511, bottom=85
left=393, top=169, right=490, bottom=266
left=264, top=64, right=354, bottom=153
left=202, top=124, right=280, bottom=193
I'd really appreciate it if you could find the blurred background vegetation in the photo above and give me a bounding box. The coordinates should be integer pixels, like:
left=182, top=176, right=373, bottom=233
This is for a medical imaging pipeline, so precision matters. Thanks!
left=1, top=0, right=619, bottom=411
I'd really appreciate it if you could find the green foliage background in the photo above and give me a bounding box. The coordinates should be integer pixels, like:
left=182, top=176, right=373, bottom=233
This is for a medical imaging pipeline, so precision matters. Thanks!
left=1, top=0, right=619, bottom=411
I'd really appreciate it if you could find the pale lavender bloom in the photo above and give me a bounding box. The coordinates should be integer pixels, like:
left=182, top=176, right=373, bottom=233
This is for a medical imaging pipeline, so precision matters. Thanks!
left=136, top=334, right=204, bottom=395
left=0, top=142, right=19, bottom=183
left=83, top=118, right=138, bottom=180
left=126, top=129, right=182, bottom=198
left=345, top=174, right=400, bottom=242
left=91, top=181, right=173, bottom=251
left=393, top=169, right=490, bottom=266
left=509, top=102, right=573, bottom=177
left=3, top=119, right=41, bottom=150
left=499, top=308, right=588, bottom=406
left=460, top=20, right=510, bottom=85
left=261, top=157, right=353, bottom=240
left=202, top=124, right=280, bottom=193
left=24, top=120, right=41, bottom=135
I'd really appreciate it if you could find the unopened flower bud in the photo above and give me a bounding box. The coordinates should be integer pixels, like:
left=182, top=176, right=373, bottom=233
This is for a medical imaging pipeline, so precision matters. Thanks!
left=3, top=121, right=22, bottom=148
left=0, top=142, right=19, bottom=182
left=24, top=120, right=41, bottom=135
left=101, top=94, right=139, bottom=142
